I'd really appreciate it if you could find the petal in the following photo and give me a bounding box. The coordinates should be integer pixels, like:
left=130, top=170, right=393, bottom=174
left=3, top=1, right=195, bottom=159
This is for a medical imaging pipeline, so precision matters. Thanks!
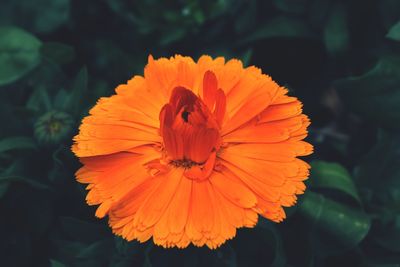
left=258, top=100, right=303, bottom=123
left=222, top=141, right=313, bottom=163
left=190, top=181, right=215, bottom=238
left=202, top=70, right=218, bottom=110
left=144, top=55, right=197, bottom=98
left=77, top=146, right=161, bottom=213
left=222, top=114, right=310, bottom=144
left=214, top=59, right=244, bottom=95
left=72, top=93, right=162, bottom=157
left=133, top=168, right=184, bottom=231
left=209, top=170, right=257, bottom=208
left=222, top=69, right=278, bottom=135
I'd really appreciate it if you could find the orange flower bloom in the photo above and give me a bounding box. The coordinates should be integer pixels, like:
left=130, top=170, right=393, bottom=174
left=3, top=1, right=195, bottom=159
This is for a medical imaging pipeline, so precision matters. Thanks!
left=72, top=55, right=313, bottom=249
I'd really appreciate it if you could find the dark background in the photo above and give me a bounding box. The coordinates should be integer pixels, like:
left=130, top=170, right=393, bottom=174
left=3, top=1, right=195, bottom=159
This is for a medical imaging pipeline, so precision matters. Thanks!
left=1, top=0, right=400, bottom=266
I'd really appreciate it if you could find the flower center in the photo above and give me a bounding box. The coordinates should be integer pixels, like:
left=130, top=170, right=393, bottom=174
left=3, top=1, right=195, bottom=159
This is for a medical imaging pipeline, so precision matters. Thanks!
left=159, top=71, right=226, bottom=180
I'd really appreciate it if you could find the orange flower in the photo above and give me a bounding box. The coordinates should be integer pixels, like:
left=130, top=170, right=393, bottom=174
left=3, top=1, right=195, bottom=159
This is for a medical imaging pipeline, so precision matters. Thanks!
left=72, top=55, right=313, bottom=249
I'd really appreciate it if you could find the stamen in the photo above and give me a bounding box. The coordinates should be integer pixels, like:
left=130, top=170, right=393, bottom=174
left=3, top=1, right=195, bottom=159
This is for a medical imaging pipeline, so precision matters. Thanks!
left=170, top=159, right=202, bottom=169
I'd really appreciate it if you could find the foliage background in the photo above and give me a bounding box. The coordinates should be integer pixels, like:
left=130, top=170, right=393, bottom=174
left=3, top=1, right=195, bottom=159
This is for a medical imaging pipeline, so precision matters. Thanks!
left=1, top=0, right=400, bottom=266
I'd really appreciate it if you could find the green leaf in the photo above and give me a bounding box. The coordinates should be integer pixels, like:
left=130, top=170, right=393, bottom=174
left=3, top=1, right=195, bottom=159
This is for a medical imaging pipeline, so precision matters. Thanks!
left=310, top=161, right=361, bottom=204
left=0, top=26, right=42, bottom=86
left=26, top=86, right=52, bottom=112
left=374, top=215, right=400, bottom=252
left=334, top=55, right=400, bottom=130
left=239, top=16, right=314, bottom=44
left=257, top=219, right=286, bottom=267
left=240, top=49, right=253, bottom=67
left=50, top=259, right=67, bottom=267
left=59, top=216, right=108, bottom=243
left=355, top=131, right=400, bottom=190
left=60, top=67, right=88, bottom=115
left=0, top=136, right=37, bottom=154
left=76, top=240, right=112, bottom=259
left=41, top=42, right=75, bottom=65
left=0, top=0, right=70, bottom=34
left=323, top=3, right=349, bottom=55
left=234, top=0, right=257, bottom=33
left=0, top=175, right=50, bottom=191
left=273, top=0, right=309, bottom=14
left=299, top=191, right=371, bottom=253
left=0, top=182, right=10, bottom=198
left=386, top=20, right=400, bottom=41
left=308, top=0, right=332, bottom=29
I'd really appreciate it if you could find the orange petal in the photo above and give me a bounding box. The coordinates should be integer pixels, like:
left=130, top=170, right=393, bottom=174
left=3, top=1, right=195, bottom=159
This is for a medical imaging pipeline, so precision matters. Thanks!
left=209, top=170, right=257, bottom=208
left=202, top=70, right=218, bottom=110
left=133, top=168, right=184, bottom=231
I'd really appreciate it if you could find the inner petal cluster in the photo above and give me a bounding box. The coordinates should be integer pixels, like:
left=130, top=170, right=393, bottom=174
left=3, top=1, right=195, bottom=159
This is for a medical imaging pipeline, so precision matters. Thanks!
left=159, top=71, right=226, bottom=181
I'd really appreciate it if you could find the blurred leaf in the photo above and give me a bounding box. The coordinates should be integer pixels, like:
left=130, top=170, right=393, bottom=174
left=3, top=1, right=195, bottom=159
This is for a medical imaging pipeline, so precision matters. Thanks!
left=307, top=0, right=332, bottom=29
left=374, top=215, right=400, bottom=252
left=26, top=86, right=52, bottom=112
left=387, top=20, right=400, bottom=41
left=299, top=191, right=371, bottom=253
left=60, top=67, right=88, bottom=115
left=52, top=239, right=87, bottom=263
left=160, top=28, right=186, bottom=46
left=76, top=239, right=112, bottom=259
left=0, top=136, right=37, bottom=153
left=0, top=26, right=42, bottom=86
left=41, top=42, right=75, bottom=65
left=0, top=0, right=70, bottom=33
left=234, top=0, right=257, bottom=33
left=310, top=161, right=361, bottom=204
left=323, top=3, right=349, bottom=55
left=379, top=0, right=400, bottom=30
left=273, top=0, right=309, bottom=14
left=355, top=131, right=400, bottom=192
left=257, top=219, right=286, bottom=267
left=50, top=259, right=67, bottom=267
left=0, top=182, right=10, bottom=198
left=0, top=175, right=50, bottom=191
left=240, top=16, right=314, bottom=44
left=59, top=216, right=109, bottom=243
left=240, top=49, right=253, bottom=67
left=0, top=160, right=21, bottom=198
left=334, top=55, right=400, bottom=130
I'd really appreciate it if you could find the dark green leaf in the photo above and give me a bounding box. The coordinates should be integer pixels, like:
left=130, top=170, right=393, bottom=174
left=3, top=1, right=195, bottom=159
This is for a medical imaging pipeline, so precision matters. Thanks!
left=59, top=216, right=109, bottom=243
left=0, top=0, right=70, bottom=34
left=308, top=0, right=332, bottom=29
left=41, top=42, right=75, bottom=65
left=0, top=26, right=42, bottom=86
left=355, top=131, right=400, bottom=192
left=60, top=67, right=88, bottom=115
left=50, top=259, right=67, bottom=267
left=0, top=175, right=50, bottom=190
left=310, top=161, right=361, bottom=204
left=76, top=239, right=113, bottom=259
left=387, top=20, right=400, bottom=41
left=374, top=215, right=400, bottom=252
left=257, top=219, right=286, bottom=267
left=334, top=55, right=400, bottom=130
left=273, top=0, right=309, bottom=14
left=239, top=16, right=314, bottom=44
left=323, top=3, right=349, bottom=55
left=0, top=136, right=37, bottom=153
left=0, top=182, right=10, bottom=198
left=26, top=86, right=52, bottom=112
left=299, top=191, right=371, bottom=252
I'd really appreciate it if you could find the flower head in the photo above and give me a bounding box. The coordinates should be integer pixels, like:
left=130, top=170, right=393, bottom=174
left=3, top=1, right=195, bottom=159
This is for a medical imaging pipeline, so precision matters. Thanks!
left=35, top=110, right=74, bottom=145
left=72, top=55, right=313, bottom=249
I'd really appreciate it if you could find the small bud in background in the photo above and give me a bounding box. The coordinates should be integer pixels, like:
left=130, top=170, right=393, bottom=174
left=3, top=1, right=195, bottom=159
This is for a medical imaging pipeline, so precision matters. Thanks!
left=34, top=110, right=74, bottom=145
